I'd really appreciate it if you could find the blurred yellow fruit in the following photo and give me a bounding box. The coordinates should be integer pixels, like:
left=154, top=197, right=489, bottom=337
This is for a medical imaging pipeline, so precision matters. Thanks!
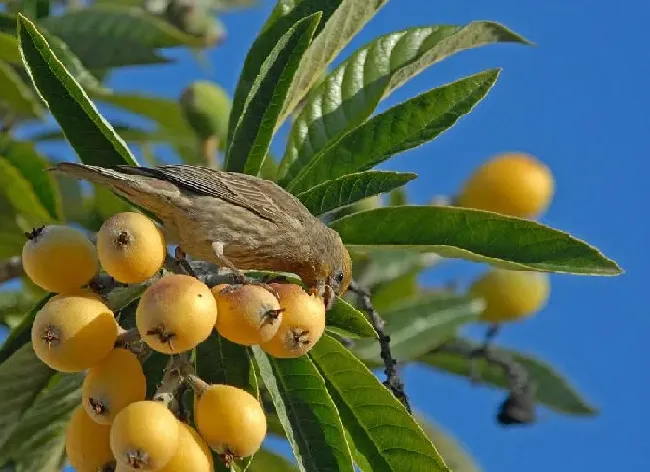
left=31, top=291, right=117, bottom=372
left=260, top=283, right=325, bottom=358
left=82, top=348, right=146, bottom=424
left=456, top=152, right=554, bottom=219
left=213, top=284, right=283, bottom=346
left=97, top=212, right=166, bottom=284
left=22, top=225, right=98, bottom=293
left=136, top=274, right=217, bottom=354
left=157, top=422, right=214, bottom=472
left=110, top=400, right=180, bottom=471
left=470, top=269, right=551, bottom=323
left=194, top=384, right=266, bottom=459
left=66, top=406, right=115, bottom=472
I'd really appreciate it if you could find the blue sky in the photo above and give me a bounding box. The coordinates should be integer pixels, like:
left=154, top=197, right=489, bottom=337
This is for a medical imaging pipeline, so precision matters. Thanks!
left=4, top=0, right=648, bottom=470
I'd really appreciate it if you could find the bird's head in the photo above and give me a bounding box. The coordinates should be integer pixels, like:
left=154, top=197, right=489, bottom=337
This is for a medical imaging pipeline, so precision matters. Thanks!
left=315, top=232, right=352, bottom=311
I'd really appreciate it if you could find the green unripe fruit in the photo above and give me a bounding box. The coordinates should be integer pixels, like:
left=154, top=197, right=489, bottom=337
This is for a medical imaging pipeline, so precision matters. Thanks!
left=166, top=0, right=226, bottom=46
left=180, top=81, right=231, bottom=144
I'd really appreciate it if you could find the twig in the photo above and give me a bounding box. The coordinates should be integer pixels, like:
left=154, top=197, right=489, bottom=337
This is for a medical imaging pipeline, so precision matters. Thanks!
left=153, top=352, right=194, bottom=414
left=349, top=280, right=411, bottom=413
left=0, top=256, right=24, bottom=284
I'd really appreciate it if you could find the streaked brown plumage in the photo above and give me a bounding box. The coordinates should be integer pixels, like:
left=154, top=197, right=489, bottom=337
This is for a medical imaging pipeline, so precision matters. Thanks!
left=50, top=163, right=351, bottom=308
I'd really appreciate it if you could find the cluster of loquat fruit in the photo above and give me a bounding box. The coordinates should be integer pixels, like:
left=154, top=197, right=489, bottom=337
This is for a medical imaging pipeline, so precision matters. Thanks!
left=22, top=211, right=327, bottom=471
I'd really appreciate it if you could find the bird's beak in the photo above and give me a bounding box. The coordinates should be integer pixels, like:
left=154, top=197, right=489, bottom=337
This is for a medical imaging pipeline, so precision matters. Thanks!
left=323, top=285, right=336, bottom=311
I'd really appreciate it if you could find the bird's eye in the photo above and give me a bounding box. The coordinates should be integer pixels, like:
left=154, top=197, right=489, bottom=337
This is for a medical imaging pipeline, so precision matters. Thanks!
left=335, top=271, right=344, bottom=283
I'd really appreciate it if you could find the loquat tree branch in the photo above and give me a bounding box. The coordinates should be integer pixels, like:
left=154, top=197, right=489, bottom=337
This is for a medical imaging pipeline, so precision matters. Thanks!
left=349, top=280, right=412, bottom=414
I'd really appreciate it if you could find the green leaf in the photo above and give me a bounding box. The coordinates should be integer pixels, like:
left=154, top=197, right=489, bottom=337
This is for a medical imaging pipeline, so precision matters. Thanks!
left=0, top=137, right=62, bottom=221
left=228, top=0, right=343, bottom=144
left=0, top=156, right=52, bottom=226
left=369, top=270, right=420, bottom=313
left=0, top=373, right=83, bottom=471
left=355, top=250, right=440, bottom=289
left=0, top=33, right=20, bottom=63
left=353, top=294, right=484, bottom=364
left=415, top=412, right=481, bottom=472
left=419, top=338, right=598, bottom=415
left=0, top=295, right=53, bottom=364
left=330, top=206, right=622, bottom=275
left=17, top=14, right=139, bottom=167
left=225, top=13, right=320, bottom=174
left=280, top=0, right=388, bottom=123
left=39, top=5, right=204, bottom=69
left=0, top=291, right=36, bottom=326
left=0, top=344, right=54, bottom=451
left=53, top=174, right=86, bottom=223
left=143, top=351, right=169, bottom=398
left=326, top=297, right=376, bottom=339
left=309, top=335, right=449, bottom=472
left=296, top=171, right=417, bottom=216
left=280, top=22, right=529, bottom=182
left=287, top=69, right=500, bottom=193
left=195, top=331, right=258, bottom=397
left=248, top=448, right=298, bottom=472
left=251, top=346, right=354, bottom=472
left=0, top=60, right=43, bottom=118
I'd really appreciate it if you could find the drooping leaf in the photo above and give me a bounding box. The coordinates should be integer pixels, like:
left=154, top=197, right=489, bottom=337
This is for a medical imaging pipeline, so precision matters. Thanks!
left=310, top=335, right=449, bottom=472
left=39, top=5, right=204, bottom=69
left=0, top=373, right=83, bottom=471
left=195, top=331, right=258, bottom=397
left=251, top=346, right=355, bottom=472
left=420, top=338, right=598, bottom=415
left=0, top=137, right=61, bottom=221
left=17, top=14, right=139, bottom=166
left=330, top=206, right=622, bottom=275
left=0, top=344, right=54, bottom=451
left=0, top=32, right=19, bottom=63
left=287, top=69, right=500, bottom=193
left=279, top=0, right=388, bottom=123
left=0, top=60, right=43, bottom=118
left=297, top=171, right=417, bottom=216
left=225, top=13, right=321, bottom=174
left=326, top=297, right=376, bottom=339
left=280, top=22, right=529, bottom=181
left=0, top=156, right=52, bottom=226
left=354, top=293, right=484, bottom=364
left=228, top=0, right=343, bottom=144
left=248, top=448, right=298, bottom=472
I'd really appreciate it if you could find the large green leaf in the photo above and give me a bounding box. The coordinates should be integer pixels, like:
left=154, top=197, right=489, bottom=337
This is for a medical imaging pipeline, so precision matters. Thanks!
left=330, top=206, right=622, bottom=275
left=280, top=22, right=529, bottom=181
left=251, top=347, right=354, bottom=472
left=297, top=171, right=416, bottom=216
left=228, top=0, right=343, bottom=144
left=354, top=294, right=484, bottom=364
left=0, top=157, right=52, bottom=226
left=195, top=331, right=259, bottom=397
left=248, top=448, right=298, bottom=472
left=326, top=297, right=376, bottom=339
left=310, top=335, right=449, bottom=472
left=420, top=338, right=598, bottom=415
left=17, top=14, right=139, bottom=167
left=287, top=69, right=499, bottom=193
left=225, top=13, right=321, bottom=174
left=0, top=373, right=83, bottom=471
left=39, top=5, right=203, bottom=69
left=0, top=291, right=36, bottom=326
left=279, top=0, right=388, bottom=123
left=0, top=32, right=19, bottom=63
left=0, top=295, right=53, bottom=364
left=0, top=137, right=61, bottom=221
left=0, top=60, right=43, bottom=118
left=0, top=344, right=54, bottom=452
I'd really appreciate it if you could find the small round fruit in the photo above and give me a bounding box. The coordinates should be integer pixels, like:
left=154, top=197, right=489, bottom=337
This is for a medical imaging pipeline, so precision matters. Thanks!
left=31, top=291, right=118, bottom=372
left=194, top=384, right=266, bottom=459
left=456, top=152, right=555, bottom=219
left=213, top=284, right=283, bottom=346
left=469, top=269, right=551, bottom=324
left=260, top=283, right=325, bottom=358
left=136, top=274, right=217, bottom=354
left=157, top=422, right=214, bottom=472
left=97, top=212, right=167, bottom=284
left=82, top=348, right=147, bottom=424
left=110, top=400, right=180, bottom=470
left=65, top=405, right=115, bottom=472
left=22, top=225, right=98, bottom=293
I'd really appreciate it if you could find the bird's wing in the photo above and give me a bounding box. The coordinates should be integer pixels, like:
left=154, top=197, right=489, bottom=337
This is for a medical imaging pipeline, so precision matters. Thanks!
left=115, top=165, right=308, bottom=224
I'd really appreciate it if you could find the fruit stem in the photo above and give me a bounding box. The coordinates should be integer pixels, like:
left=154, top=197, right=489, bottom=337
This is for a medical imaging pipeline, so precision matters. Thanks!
left=153, top=352, right=194, bottom=409
left=116, top=327, right=141, bottom=345
left=185, top=373, right=209, bottom=398
left=199, top=136, right=219, bottom=168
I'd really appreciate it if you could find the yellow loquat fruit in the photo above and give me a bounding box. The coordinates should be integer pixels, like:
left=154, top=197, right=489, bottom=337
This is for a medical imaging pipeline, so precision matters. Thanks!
left=157, top=422, right=214, bottom=472
left=65, top=405, right=115, bottom=472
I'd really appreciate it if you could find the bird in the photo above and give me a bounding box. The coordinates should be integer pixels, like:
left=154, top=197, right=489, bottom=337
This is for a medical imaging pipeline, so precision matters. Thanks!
left=50, top=163, right=351, bottom=310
